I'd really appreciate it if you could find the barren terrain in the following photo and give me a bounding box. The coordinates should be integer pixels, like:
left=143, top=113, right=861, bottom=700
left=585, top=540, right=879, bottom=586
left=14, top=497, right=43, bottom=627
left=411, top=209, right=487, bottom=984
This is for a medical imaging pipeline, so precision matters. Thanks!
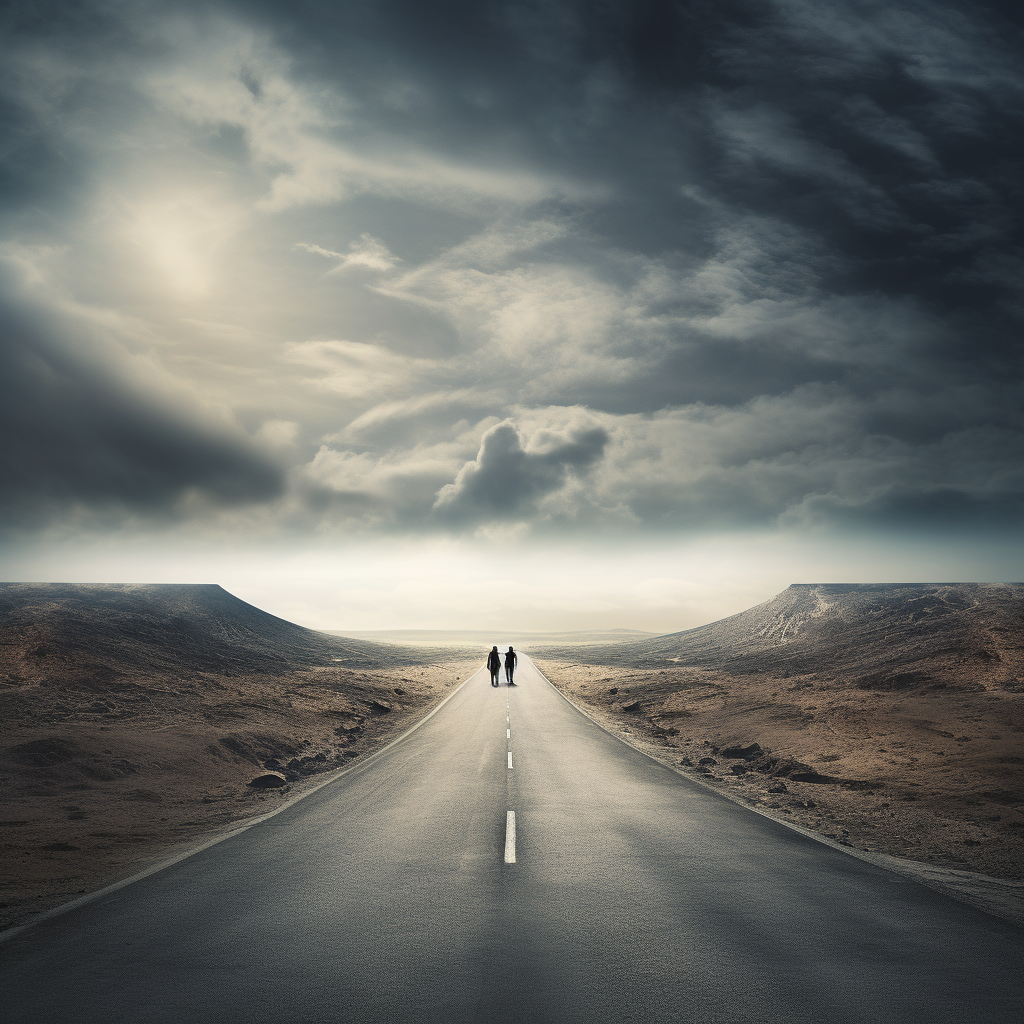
left=0, top=584, right=477, bottom=930
left=6, top=581, right=1024, bottom=932
left=534, top=584, right=1024, bottom=887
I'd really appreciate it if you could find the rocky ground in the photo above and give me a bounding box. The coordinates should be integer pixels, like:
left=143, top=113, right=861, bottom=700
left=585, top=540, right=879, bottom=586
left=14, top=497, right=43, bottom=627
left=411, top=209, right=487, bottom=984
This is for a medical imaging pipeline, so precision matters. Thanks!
left=536, top=661, right=1024, bottom=885
left=533, top=584, right=1024, bottom=884
left=0, top=660, right=477, bottom=931
left=0, top=584, right=478, bottom=931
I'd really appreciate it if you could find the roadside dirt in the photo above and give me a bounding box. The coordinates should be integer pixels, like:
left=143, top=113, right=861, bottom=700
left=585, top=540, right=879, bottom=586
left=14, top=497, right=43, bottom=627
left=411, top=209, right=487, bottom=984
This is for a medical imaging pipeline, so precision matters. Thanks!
left=0, top=661, right=477, bottom=931
left=536, top=658, right=1024, bottom=928
left=0, top=584, right=480, bottom=931
left=536, top=661, right=1024, bottom=879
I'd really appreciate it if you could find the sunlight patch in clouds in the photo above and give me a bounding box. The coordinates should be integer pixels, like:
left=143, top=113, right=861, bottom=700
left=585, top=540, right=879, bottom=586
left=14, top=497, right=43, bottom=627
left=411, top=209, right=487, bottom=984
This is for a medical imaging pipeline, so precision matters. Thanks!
left=124, top=192, right=245, bottom=297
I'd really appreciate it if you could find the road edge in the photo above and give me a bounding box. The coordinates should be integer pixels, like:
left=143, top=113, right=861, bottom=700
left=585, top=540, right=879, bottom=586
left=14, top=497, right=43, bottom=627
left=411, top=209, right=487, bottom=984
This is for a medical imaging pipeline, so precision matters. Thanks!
left=0, top=664, right=486, bottom=945
left=527, top=655, right=1024, bottom=932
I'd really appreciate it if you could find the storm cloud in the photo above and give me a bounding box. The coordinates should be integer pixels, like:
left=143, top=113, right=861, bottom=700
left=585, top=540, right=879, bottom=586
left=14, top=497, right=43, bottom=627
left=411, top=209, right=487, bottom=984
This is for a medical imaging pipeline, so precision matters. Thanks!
left=0, top=254, right=283, bottom=530
left=434, top=419, right=609, bottom=525
left=1, top=0, right=1023, bottom=543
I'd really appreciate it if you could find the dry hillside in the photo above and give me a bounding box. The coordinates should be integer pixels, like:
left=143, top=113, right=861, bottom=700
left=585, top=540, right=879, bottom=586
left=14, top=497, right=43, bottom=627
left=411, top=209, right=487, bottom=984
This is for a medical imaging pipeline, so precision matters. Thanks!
left=543, top=583, right=1024, bottom=686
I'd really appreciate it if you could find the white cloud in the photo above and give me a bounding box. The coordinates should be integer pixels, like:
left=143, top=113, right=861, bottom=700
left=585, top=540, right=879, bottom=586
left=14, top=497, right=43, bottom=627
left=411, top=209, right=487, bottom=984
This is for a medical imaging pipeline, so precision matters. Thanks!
left=336, top=390, right=499, bottom=441
left=299, top=442, right=465, bottom=525
left=373, top=221, right=664, bottom=394
left=286, top=339, right=438, bottom=398
left=294, top=242, right=345, bottom=260
left=295, top=234, right=401, bottom=273
left=138, top=20, right=584, bottom=215
left=433, top=418, right=610, bottom=527
left=256, top=419, right=299, bottom=449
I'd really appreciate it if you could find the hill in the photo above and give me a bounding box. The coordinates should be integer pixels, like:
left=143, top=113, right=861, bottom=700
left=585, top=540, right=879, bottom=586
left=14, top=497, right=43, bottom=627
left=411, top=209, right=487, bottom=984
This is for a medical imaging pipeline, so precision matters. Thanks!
left=535, top=583, right=1024, bottom=689
left=0, top=582, right=450, bottom=678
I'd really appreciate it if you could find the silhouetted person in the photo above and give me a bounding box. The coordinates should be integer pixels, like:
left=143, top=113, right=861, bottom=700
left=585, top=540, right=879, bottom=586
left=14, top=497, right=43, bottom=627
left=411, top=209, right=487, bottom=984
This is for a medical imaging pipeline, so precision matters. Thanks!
left=487, top=646, right=501, bottom=687
left=504, top=646, right=517, bottom=685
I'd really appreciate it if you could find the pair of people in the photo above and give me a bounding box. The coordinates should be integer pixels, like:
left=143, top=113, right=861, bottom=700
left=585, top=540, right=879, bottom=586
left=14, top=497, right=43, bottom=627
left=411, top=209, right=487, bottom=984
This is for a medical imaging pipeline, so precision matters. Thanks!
left=487, top=645, right=516, bottom=687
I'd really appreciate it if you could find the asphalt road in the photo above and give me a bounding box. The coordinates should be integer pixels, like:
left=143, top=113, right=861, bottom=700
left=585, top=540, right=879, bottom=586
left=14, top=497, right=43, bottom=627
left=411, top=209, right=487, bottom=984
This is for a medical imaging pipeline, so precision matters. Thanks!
left=2, top=656, right=1023, bottom=1023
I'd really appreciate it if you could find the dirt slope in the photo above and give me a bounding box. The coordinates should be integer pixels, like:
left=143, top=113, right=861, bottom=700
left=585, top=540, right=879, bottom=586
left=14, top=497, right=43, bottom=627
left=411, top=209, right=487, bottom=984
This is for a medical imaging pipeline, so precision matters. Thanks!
left=536, top=583, right=1024, bottom=687
left=0, top=582, right=448, bottom=676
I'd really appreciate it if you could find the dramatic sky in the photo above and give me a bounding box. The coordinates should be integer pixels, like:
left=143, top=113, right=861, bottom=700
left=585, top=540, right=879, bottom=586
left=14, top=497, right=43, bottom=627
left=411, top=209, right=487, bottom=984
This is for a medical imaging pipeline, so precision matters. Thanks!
left=2, top=0, right=1023, bottom=631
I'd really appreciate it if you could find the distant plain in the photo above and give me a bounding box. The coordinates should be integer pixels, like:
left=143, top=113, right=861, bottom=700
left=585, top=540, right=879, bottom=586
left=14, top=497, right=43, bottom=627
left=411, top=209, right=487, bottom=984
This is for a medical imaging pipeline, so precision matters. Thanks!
left=329, top=628, right=657, bottom=647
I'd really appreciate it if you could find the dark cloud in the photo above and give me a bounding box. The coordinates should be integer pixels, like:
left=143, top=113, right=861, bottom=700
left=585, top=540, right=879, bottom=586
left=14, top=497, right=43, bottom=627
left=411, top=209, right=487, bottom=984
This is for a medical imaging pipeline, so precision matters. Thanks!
left=785, top=486, right=1024, bottom=533
left=433, top=420, right=608, bottom=525
left=0, top=274, right=283, bottom=530
left=245, top=1, right=1024, bottom=360
left=1, top=0, right=1023, bottom=539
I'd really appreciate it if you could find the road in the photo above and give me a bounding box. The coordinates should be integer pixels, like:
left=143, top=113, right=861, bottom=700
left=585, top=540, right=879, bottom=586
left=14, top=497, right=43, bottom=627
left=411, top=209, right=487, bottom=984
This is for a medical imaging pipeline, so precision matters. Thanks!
left=2, top=655, right=1023, bottom=1023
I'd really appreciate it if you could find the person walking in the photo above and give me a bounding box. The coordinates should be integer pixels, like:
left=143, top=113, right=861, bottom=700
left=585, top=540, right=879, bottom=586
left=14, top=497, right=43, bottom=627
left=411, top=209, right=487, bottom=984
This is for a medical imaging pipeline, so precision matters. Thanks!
left=487, top=646, right=502, bottom=687
left=504, top=646, right=517, bottom=685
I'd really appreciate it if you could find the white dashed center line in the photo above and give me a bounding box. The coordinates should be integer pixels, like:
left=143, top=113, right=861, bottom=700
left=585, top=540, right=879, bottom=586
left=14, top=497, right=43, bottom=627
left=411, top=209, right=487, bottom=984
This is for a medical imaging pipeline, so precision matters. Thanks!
left=504, top=695, right=515, bottom=859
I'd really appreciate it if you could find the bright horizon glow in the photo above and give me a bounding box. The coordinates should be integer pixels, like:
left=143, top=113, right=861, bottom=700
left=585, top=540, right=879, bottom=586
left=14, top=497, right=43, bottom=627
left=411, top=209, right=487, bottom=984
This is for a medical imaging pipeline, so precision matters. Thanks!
left=3, top=531, right=1021, bottom=634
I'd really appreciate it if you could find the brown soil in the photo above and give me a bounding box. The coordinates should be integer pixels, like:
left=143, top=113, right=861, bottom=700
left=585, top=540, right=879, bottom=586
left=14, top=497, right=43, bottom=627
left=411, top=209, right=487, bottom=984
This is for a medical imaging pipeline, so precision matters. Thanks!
left=532, top=583, right=1024, bottom=890
left=0, top=662, right=477, bottom=932
left=536, top=661, right=1024, bottom=880
left=0, top=583, right=477, bottom=931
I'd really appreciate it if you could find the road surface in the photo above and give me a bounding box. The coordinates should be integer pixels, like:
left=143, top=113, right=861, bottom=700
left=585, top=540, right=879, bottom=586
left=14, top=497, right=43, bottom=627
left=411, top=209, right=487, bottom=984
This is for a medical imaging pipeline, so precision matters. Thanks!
left=2, top=656, right=1023, bottom=1023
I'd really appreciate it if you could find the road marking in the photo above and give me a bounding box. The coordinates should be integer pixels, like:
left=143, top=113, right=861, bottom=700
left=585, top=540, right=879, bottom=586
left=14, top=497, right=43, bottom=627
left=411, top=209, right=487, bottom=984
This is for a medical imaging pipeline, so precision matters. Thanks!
left=504, top=811, right=516, bottom=864
left=507, top=751, right=513, bottom=769
left=507, top=728, right=510, bottom=738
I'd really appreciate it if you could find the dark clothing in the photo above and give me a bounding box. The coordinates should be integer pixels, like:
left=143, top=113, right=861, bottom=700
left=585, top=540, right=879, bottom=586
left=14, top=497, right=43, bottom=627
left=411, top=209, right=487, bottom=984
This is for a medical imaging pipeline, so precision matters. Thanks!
left=504, top=649, right=517, bottom=684
left=487, top=648, right=501, bottom=686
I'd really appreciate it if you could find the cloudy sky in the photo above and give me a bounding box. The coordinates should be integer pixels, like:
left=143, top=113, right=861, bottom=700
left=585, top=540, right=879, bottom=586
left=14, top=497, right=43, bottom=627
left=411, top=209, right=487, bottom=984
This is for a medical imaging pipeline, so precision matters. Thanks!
left=2, top=0, right=1023, bottom=631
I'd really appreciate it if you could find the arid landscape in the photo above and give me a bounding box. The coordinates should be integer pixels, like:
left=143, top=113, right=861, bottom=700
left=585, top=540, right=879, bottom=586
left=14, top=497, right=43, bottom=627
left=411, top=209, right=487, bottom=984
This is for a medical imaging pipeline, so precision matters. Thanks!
left=3, top=581, right=1024, bottom=933
left=533, top=584, right=1024, bottom=908
left=0, top=584, right=477, bottom=931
